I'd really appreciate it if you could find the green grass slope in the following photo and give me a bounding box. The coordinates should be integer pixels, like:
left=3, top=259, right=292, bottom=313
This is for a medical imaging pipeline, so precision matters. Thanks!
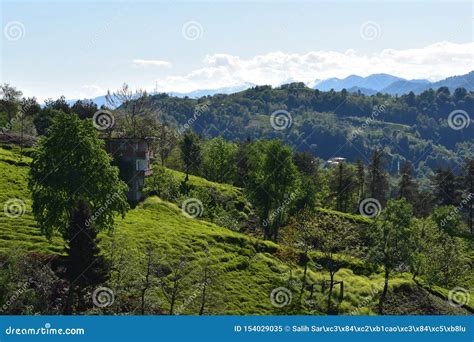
left=0, top=146, right=471, bottom=315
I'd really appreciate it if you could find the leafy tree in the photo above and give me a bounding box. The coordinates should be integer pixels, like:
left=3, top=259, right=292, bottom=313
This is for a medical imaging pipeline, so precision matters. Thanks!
left=71, top=99, right=98, bottom=120
left=284, top=209, right=317, bottom=304
left=106, top=83, right=157, bottom=138
left=44, top=96, right=71, bottom=114
left=293, top=151, right=317, bottom=176
left=431, top=206, right=463, bottom=236
left=314, top=214, right=356, bottom=313
left=33, top=108, right=61, bottom=135
left=156, top=123, right=178, bottom=167
left=369, top=199, right=414, bottom=314
left=234, top=138, right=251, bottom=187
left=179, top=131, right=202, bottom=182
left=202, top=137, right=237, bottom=184
left=28, top=112, right=129, bottom=313
left=29, top=112, right=129, bottom=238
left=247, top=140, right=297, bottom=241
left=0, top=83, right=22, bottom=122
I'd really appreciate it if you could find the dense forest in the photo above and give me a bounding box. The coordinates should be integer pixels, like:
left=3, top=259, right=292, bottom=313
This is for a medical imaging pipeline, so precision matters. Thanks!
left=0, top=82, right=472, bottom=316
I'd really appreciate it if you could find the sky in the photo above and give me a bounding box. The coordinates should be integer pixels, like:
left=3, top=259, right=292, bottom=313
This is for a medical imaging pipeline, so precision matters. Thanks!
left=1, top=0, right=473, bottom=101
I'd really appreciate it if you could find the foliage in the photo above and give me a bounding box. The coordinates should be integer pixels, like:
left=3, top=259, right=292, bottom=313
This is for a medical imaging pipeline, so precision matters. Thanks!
left=28, top=113, right=129, bottom=238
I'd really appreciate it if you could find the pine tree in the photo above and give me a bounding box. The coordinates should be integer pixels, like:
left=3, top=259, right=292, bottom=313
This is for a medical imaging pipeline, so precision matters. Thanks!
left=368, top=149, right=389, bottom=206
left=431, top=166, right=460, bottom=207
left=355, top=159, right=365, bottom=204
left=462, top=159, right=474, bottom=233
left=398, top=161, right=419, bottom=206
left=63, top=200, right=109, bottom=313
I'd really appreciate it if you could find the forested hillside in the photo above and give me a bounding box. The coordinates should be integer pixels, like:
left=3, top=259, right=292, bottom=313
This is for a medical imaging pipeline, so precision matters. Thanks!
left=147, top=83, right=473, bottom=176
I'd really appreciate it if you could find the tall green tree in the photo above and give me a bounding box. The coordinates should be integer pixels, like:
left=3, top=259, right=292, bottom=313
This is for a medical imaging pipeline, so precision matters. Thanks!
left=202, top=137, right=237, bottom=184
left=398, top=161, right=419, bottom=206
left=369, top=199, right=414, bottom=314
left=367, top=149, right=389, bottom=206
left=462, top=158, right=474, bottom=233
left=431, top=166, right=460, bottom=207
left=179, top=131, right=202, bottom=182
left=247, top=140, right=297, bottom=241
left=28, top=113, right=129, bottom=312
left=330, top=162, right=356, bottom=212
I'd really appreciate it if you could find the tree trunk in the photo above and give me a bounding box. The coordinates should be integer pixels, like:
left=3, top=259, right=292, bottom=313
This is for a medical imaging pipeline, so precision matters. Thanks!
left=63, top=284, right=75, bottom=315
left=299, top=257, right=308, bottom=303
left=327, top=272, right=334, bottom=313
left=199, top=284, right=207, bottom=315
left=378, top=267, right=390, bottom=314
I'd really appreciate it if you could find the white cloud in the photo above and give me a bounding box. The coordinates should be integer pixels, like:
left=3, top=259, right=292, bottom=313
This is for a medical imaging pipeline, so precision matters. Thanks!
left=155, top=41, right=473, bottom=92
left=133, top=59, right=172, bottom=68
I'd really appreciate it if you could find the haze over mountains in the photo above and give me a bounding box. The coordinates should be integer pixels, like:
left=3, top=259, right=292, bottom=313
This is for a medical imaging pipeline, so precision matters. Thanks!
left=67, top=71, right=473, bottom=107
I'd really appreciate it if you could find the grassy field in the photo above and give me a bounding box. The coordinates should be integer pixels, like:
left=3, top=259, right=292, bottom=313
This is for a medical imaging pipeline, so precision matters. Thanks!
left=0, top=145, right=471, bottom=315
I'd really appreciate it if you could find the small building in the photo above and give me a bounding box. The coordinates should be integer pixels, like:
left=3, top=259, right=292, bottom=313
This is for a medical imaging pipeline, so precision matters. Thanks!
left=326, top=157, right=346, bottom=167
left=105, top=138, right=154, bottom=202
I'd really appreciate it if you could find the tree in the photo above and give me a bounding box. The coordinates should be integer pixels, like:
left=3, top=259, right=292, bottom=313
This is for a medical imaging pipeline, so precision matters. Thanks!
left=0, top=83, right=22, bottom=122
left=71, top=99, right=98, bottom=120
left=462, top=159, right=474, bottom=233
left=284, top=209, right=317, bottom=304
left=247, top=140, right=297, bottom=241
left=355, top=159, right=365, bottom=204
left=431, top=206, right=463, bottom=236
left=234, top=138, right=251, bottom=187
left=398, top=161, right=419, bottom=206
left=314, top=214, right=355, bottom=313
left=156, top=124, right=178, bottom=167
left=202, top=137, right=237, bottom=183
left=29, top=112, right=129, bottom=238
left=63, top=199, right=109, bottom=314
left=368, top=199, right=414, bottom=314
left=330, top=161, right=356, bottom=212
left=367, top=149, right=389, bottom=206
left=28, top=113, right=129, bottom=312
left=19, top=97, right=40, bottom=156
left=431, top=166, right=460, bottom=207
left=157, top=256, right=192, bottom=315
left=179, top=131, right=202, bottom=183
left=106, top=83, right=157, bottom=138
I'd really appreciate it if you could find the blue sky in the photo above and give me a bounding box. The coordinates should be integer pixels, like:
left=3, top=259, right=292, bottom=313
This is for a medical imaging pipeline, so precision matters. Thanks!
left=1, top=0, right=473, bottom=100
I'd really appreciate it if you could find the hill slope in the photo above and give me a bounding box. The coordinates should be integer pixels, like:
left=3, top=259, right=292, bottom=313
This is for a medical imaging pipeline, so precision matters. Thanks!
left=0, top=146, right=471, bottom=315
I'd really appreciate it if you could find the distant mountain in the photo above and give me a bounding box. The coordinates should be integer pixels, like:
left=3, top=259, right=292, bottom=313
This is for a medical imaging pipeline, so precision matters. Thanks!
left=313, top=71, right=474, bottom=95
left=67, top=72, right=473, bottom=107
left=314, top=74, right=405, bottom=92
left=380, top=79, right=431, bottom=95
left=168, top=83, right=254, bottom=98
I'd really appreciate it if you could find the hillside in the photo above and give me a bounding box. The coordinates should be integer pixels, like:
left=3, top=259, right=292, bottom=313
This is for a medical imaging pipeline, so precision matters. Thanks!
left=148, top=84, right=473, bottom=177
left=0, top=145, right=471, bottom=315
